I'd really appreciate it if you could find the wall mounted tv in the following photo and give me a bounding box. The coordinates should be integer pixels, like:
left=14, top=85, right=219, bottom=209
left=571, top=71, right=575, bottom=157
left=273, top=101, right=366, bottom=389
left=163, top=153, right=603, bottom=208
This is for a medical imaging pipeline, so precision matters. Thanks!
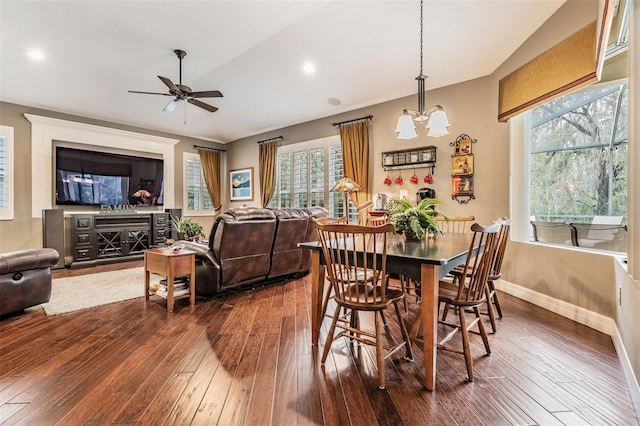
left=55, top=146, right=164, bottom=206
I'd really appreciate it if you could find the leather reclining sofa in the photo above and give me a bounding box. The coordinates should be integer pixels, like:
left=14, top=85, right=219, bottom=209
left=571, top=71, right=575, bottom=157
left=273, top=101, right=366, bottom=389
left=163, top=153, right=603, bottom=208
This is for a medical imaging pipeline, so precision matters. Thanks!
left=0, top=248, right=59, bottom=316
left=179, top=207, right=327, bottom=296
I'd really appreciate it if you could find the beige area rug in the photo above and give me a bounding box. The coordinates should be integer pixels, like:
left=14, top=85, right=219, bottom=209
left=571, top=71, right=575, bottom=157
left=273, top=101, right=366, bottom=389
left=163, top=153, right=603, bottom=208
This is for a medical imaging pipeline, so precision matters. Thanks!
left=40, top=267, right=162, bottom=316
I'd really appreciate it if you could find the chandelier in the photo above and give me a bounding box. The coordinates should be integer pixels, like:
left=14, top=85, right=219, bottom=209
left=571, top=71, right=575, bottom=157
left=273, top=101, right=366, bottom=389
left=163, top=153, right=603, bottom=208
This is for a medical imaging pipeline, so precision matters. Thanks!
left=395, top=0, right=450, bottom=140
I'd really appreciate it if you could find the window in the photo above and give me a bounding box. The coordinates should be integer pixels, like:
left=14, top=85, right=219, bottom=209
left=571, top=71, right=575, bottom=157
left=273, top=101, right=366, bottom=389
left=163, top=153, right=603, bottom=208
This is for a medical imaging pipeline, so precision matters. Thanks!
left=269, top=136, right=356, bottom=221
left=183, top=153, right=213, bottom=215
left=522, top=79, right=628, bottom=251
left=0, top=126, right=14, bottom=220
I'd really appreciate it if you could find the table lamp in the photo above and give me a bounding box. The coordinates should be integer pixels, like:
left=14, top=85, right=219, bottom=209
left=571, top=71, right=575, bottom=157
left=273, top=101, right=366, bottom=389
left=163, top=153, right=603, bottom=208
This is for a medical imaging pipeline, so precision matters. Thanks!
left=330, top=177, right=362, bottom=222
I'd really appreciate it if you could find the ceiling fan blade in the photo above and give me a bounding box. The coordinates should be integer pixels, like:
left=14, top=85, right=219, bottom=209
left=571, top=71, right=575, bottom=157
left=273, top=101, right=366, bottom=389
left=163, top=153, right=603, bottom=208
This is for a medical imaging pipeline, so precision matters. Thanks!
left=128, top=90, right=172, bottom=96
left=189, top=90, right=223, bottom=98
left=158, top=75, right=180, bottom=92
left=163, top=99, right=180, bottom=112
left=188, top=98, right=218, bottom=113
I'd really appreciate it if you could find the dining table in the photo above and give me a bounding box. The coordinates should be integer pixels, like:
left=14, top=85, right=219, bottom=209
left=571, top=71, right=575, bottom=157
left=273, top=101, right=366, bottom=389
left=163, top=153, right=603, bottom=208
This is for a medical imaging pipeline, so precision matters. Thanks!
left=300, top=231, right=473, bottom=391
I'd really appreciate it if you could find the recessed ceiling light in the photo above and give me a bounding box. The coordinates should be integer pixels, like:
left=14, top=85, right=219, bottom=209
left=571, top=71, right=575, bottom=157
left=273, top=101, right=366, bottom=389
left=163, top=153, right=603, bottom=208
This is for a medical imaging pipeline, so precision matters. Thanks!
left=302, top=62, right=315, bottom=74
left=327, top=97, right=341, bottom=106
left=27, top=50, right=45, bottom=61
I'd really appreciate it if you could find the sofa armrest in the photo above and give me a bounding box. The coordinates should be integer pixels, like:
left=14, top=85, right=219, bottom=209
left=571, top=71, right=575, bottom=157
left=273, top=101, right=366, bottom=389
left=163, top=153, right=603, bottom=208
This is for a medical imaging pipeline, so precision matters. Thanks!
left=0, top=248, right=60, bottom=274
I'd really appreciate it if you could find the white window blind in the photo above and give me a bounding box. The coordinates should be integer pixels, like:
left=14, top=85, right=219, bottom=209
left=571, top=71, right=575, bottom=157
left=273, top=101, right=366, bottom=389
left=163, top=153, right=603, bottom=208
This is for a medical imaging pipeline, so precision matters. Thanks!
left=269, top=136, right=355, bottom=221
left=184, top=153, right=213, bottom=214
left=0, top=126, right=14, bottom=220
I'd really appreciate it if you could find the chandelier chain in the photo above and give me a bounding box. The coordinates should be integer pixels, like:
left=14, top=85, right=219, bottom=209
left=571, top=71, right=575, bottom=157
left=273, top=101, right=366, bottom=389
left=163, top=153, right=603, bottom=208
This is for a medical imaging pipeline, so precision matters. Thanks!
left=419, top=0, right=423, bottom=76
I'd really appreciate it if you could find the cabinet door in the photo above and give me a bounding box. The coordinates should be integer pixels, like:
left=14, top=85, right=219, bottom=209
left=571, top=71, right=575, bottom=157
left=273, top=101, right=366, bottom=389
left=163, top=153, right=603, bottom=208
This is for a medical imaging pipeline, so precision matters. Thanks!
left=125, top=226, right=150, bottom=255
left=95, top=229, right=124, bottom=259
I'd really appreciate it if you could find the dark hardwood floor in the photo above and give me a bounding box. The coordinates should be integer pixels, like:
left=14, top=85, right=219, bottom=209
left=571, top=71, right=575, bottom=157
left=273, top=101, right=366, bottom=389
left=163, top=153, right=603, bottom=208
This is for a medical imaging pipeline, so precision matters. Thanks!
left=0, top=262, right=637, bottom=425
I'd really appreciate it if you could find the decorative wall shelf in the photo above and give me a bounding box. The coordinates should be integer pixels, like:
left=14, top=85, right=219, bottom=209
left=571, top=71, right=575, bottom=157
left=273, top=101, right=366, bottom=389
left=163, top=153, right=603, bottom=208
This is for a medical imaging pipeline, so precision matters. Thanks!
left=449, top=134, right=477, bottom=204
left=381, top=146, right=437, bottom=173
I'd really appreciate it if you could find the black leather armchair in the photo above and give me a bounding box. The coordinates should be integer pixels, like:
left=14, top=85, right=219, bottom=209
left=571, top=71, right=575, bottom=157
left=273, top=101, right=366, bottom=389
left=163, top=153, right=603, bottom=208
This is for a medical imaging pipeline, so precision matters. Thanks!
left=0, top=248, right=59, bottom=316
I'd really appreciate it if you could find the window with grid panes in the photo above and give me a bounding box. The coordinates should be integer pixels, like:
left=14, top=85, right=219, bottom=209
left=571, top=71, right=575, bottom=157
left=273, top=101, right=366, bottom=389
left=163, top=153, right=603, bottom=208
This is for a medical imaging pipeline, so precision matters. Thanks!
left=269, top=136, right=356, bottom=222
left=184, top=152, right=214, bottom=214
left=0, top=126, right=14, bottom=220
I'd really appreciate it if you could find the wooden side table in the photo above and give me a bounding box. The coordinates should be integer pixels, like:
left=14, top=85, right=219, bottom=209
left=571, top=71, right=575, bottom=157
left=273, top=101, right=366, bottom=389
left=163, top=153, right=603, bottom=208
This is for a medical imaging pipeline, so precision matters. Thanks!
left=144, top=247, right=196, bottom=312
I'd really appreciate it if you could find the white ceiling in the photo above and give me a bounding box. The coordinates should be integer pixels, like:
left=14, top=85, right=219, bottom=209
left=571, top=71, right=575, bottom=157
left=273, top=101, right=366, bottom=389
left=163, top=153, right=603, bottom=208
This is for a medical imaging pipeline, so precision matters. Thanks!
left=0, top=0, right=565, bottom=143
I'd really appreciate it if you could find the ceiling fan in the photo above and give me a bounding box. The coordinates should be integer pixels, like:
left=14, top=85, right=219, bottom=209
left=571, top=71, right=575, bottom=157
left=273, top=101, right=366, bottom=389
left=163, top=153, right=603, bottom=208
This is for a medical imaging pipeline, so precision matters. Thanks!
left=129, top=49, right=223, bottom=113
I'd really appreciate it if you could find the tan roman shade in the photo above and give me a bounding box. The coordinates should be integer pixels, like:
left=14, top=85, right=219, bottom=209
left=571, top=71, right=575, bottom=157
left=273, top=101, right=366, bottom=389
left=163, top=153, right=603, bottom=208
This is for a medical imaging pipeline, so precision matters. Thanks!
left=498, top=0, right=615, bottom=122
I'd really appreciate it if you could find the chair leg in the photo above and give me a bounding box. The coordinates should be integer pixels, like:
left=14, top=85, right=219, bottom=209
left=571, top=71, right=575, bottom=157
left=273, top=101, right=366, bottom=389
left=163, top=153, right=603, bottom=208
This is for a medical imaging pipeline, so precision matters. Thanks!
left=375, top=310, right=385, bottom=389
left=409, top=303, right=422, bottom=343
left=475, top=306, right=491, bottom=355
left=489, top=280, right=503, bottom=318
left=400, top=275, right=409, bottom=314
left=394, top=302, right=413, bottom=361
left=321, top=282, right=332, bottom=318
left=485, top=286, right=498, bottom=333
left=458, top=307, right=474, bottom=382
left=441, top=303, right=451, bottom=321
left=321, top=305, right=342, bottom=364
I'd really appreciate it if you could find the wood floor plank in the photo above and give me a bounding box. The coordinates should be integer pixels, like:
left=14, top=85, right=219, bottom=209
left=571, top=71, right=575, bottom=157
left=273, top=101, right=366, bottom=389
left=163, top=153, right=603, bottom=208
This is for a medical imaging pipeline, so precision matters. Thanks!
left=0, top=265, right=635, bottom=426
left=217, top=286, right=276, bottom=426
left=243, top=283, right=285, bottom=426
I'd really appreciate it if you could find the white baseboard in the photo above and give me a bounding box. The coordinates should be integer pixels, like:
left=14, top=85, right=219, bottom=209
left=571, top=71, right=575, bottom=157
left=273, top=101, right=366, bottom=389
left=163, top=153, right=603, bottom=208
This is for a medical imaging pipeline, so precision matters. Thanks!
left=612, top=327, right=640, bottom=422
left=494, top=280, right=616, bottom=335
left=495, top=280, right=640, bottom=421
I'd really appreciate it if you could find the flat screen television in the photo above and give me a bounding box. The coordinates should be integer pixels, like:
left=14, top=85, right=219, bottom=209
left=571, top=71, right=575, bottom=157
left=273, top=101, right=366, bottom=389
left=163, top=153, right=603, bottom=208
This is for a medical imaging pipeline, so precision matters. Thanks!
left=55, top=146, right=164, bottom=206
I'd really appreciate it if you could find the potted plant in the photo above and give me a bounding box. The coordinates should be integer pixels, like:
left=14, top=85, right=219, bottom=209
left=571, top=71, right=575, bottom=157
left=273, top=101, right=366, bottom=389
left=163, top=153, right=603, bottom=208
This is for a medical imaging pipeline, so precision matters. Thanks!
left=387, top=198, right=446, bottom=239
left=171, top=215, right=205, bottom=241
left=182, top=219, right=205, bottom=241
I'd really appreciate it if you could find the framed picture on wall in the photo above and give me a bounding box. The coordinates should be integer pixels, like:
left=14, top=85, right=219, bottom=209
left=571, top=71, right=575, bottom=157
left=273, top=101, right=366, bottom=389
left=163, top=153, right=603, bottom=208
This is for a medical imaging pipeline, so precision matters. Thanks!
left=229, top=167, right=254, bottom=201
left=451, top=154, right=473, bottom=175
left=451, top=174, right=474, bottom=196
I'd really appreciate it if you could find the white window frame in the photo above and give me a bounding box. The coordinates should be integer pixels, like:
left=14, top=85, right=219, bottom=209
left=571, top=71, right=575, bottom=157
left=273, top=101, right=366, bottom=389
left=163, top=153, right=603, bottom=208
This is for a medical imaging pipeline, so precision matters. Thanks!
left=183, top=152, right=215, bottom=216
left=0, top=126, right=14, bottom=220
left=510, top=84, right=629, bottom=248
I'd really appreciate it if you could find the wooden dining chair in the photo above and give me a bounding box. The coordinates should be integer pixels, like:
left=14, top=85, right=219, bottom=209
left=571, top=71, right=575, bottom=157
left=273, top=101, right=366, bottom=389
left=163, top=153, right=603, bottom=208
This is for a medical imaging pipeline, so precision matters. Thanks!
left=410, top=222, right=500, bottom=382
left=313, top=217, right=348, bottom=320
left=367, top=214, right=389, bottom=227
left=435, top=215, right=475, bottom=234
left=444, top=217, right=511, bottom=333
left=484, top=218, right=511, bottom=332
left=366, top=213, right=411, bottom=314
left=316, top=221, right=413, bottom=389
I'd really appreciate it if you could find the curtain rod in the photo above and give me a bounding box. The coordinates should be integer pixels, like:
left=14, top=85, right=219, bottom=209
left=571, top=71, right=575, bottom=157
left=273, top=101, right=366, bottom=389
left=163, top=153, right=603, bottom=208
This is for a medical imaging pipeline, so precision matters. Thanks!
left=332, top=115, right=373, bottom=127
left=193, top=145, right=226, bottom=152
left=257, top=136, right=284, bottom=144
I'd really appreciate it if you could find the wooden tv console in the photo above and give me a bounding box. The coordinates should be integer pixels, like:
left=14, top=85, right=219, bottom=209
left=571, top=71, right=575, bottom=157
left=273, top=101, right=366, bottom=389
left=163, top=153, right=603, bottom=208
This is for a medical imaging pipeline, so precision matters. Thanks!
left=70, top=212, right=169, bottom=268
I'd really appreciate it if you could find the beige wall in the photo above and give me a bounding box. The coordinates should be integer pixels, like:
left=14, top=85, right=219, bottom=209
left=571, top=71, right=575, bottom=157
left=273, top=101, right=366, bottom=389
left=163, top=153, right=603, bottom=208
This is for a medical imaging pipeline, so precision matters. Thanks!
left=0, top=102, right=223, bottom=254
left=228, top=75, right=508, bottom=225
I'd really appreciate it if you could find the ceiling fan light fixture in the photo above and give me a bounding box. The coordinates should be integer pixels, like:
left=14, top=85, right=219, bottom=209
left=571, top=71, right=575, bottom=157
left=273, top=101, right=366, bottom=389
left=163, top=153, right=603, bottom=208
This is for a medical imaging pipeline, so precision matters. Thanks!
left=163, top=99, right=179, bottom=112
left=129, top=49, right=222, bottom=114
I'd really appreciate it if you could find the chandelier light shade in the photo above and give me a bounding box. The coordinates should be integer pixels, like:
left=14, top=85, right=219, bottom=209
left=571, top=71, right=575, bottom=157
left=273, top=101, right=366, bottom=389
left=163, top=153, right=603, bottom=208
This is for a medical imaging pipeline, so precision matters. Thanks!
left=395, top=111, right=418, bottom=140
left=395, top=0, right=450, bottom=140
left=426, top=107, right=450, bottom=137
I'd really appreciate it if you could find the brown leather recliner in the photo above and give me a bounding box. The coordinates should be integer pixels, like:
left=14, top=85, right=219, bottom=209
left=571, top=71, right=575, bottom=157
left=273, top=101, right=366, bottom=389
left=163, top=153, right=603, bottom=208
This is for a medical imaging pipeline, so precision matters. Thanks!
left=180, top=207, right=327, bottom=296
left=0, top=248, right=59, bottom=316
left=268, top=208, right=312, bottom=279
